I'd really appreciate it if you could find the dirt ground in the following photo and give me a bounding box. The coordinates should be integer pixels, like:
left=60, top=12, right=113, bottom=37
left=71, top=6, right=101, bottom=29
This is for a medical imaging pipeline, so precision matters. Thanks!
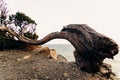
left=0, top=48, right=119, bottom=80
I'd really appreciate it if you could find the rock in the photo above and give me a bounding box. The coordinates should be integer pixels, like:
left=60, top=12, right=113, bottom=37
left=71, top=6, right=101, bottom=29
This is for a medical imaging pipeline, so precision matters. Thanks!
left=100, top=63, right=112, bottom=74
left=38, top=47, right=58, bottom=60
left=17, top=55, right=31, bottom=61
left=63, top=72, right=69, bottom=77
left=0, top=50, right=118, bottom=80
left=32, top=46, right=67, bottom=61
left=98, top=63, right=117, bottom=79
left=57, top=54, right=67, bottom=61
left=39, top=47, right=50, bottom=57
left=50, top=49, right=57, bottom=59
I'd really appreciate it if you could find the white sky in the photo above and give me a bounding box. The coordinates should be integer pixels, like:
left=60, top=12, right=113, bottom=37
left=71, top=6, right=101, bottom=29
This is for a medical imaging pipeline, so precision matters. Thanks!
left=6, top=0, right=120, bottom=44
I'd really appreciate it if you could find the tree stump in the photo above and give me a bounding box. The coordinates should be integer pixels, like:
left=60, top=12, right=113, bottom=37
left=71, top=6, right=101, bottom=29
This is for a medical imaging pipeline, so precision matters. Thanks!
left=60, top=24, right=119, bottom=73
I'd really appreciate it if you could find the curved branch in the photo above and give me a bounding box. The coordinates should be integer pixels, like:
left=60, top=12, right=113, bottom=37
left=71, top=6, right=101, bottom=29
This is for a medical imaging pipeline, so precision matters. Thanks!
left=0, top=24, right=119, bottom=73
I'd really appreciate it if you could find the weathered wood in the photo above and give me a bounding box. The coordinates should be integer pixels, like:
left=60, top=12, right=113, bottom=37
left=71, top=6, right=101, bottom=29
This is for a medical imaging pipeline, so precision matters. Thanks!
left=60, top=24, right=119, bottom=73
left=0, top=24, right=119, bottom=73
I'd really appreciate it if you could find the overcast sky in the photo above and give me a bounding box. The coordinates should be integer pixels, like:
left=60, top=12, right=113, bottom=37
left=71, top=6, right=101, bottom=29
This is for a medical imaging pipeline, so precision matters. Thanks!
left=6, top=0, right=120, bottom=44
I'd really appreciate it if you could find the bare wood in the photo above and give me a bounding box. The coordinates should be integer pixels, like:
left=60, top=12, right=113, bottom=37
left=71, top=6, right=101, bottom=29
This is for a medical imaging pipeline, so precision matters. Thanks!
left=0, top=24, right=119, bottom=73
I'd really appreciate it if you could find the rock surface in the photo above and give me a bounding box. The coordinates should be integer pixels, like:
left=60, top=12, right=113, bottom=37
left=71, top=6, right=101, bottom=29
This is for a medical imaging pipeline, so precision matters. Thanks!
left=0, top=46, right=119, bottom=80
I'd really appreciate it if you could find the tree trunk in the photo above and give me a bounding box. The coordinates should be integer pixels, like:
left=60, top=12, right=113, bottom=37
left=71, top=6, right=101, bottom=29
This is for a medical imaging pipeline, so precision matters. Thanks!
left=0, top=24, right=119, bottom=73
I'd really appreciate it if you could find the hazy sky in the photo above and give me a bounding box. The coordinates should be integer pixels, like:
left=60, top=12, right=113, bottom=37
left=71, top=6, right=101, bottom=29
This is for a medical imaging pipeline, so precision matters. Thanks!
left=6, top=0, right=120, bottom=44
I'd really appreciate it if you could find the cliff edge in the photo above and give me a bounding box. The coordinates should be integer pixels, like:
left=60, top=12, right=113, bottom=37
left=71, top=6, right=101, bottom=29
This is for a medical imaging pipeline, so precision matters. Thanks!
left=0, top=46, right=119, bottom=80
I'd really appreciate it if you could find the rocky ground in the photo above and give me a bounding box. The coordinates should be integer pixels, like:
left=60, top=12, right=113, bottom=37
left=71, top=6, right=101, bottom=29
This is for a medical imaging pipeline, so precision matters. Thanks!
left=0, top=46, right=119, bottom=80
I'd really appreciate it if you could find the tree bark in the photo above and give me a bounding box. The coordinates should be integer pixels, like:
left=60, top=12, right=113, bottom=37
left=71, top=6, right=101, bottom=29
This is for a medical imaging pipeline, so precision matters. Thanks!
left=0, top=24, right=119, bottom=73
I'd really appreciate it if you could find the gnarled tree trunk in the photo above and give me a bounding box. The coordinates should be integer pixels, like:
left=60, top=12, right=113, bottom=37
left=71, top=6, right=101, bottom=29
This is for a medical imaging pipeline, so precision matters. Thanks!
left=0, top=24, right=119, bottom=73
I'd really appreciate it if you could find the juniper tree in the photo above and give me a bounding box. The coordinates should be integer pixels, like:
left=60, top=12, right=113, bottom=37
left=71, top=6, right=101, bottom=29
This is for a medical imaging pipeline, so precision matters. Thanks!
left=0, top=0, right=38, bottom=50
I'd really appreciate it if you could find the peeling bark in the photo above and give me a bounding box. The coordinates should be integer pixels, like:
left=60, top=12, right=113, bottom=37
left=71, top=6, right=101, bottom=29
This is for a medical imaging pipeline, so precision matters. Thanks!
left=0, top=24, right=119, bottom=73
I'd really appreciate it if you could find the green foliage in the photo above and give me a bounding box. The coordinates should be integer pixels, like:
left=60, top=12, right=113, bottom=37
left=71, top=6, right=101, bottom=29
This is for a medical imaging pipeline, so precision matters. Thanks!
left=9, top=12, right=39, bottom=39
left=0, top=1, right=39, bottom=50
left=0, top=11, right=39, bottom=50
left=24, top=32, right=38, bottom=40
left=0, top=31, right=6, bottom=39
left=0, top=31, right=16, bottom=50
left=0, top=14, right=6, bottom=24
left=16, top=12, right=36, bottom=24
left=0, top=38, right=28, bottom=50
left=0, top=31, right=14, bottom=39
left=9, top=12, right=36, bottom=27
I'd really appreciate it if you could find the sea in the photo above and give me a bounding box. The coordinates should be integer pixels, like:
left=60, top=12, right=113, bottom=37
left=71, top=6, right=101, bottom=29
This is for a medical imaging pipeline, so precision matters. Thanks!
left=44, top=44, right=120, bottom=78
